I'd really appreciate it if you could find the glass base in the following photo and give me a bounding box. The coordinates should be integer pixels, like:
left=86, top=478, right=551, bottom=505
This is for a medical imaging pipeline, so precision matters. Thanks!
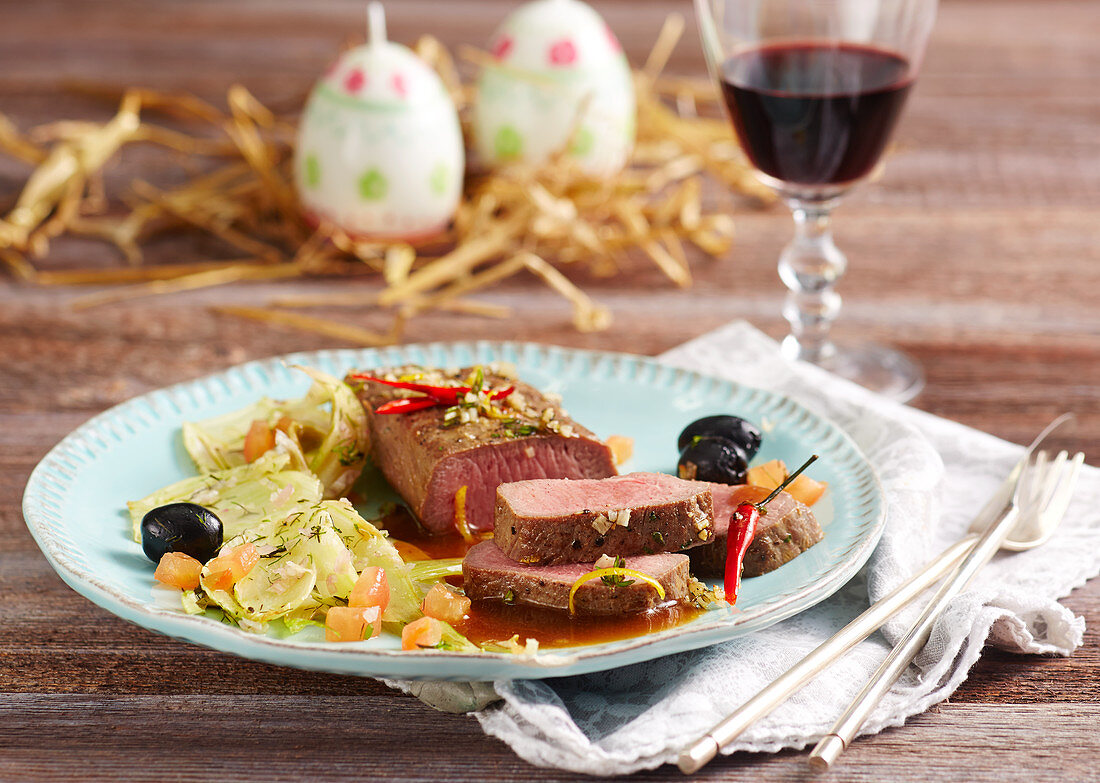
left=781, top=336, right=925, bottom=403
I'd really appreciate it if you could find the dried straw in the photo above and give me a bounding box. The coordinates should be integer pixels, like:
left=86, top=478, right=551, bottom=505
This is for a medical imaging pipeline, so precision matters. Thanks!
left=0, top=16, right=772, bottom=346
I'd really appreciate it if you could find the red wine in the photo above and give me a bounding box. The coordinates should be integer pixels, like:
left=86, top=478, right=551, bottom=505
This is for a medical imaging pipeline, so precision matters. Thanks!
left=720, top=42, right=913, bottom=186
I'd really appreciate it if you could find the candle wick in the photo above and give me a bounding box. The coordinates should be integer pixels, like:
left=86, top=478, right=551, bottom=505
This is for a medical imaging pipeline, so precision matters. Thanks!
left=367, top=1, right=387, bottom=47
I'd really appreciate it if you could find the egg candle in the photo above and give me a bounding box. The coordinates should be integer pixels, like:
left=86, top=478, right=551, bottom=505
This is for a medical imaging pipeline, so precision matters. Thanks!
left=473, top=0, right=636, bottom=177
left=295, top=3, right=464, bottom=239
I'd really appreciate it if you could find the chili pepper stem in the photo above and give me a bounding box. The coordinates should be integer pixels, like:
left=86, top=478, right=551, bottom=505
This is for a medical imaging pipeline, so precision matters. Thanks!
left=756, top=454, right=819, bottom=509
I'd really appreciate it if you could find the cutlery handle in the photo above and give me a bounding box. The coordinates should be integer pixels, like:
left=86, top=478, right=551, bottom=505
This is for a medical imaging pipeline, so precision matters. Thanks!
left=677, top=535, right=977, bottom=775
left=809, top=506, right=1021, bottom=769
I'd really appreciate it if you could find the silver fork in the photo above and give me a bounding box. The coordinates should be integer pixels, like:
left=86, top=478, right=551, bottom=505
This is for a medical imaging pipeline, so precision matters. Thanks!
left=809, top=446, right=1085, bottom=769
left=678, top=418, right=1080, bottom=775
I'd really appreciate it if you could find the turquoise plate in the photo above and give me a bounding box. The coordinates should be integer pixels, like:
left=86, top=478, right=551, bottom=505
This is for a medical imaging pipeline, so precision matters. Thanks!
left=23, top=342, right=884, bottom=681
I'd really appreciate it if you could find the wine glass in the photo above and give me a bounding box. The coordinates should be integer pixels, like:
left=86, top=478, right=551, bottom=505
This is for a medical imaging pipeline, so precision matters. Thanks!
left=695, top=0, right=937, bottom=401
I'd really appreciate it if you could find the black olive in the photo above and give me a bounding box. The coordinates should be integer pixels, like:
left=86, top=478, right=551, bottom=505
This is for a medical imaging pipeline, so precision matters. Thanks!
left=677, top=415, right=762, bottom=459
left=140, top=502, right=223, bottom=563
left=677, top=437, right=748, bottom=485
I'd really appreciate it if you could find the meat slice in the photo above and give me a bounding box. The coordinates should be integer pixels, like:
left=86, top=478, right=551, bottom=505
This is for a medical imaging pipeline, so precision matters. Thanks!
left=493, top=472, right=714, bottom=565
left=688, top=484, right=824, bottom=578
left=462, top=541, right=689, bottom=616
left=350, top=367, right=617, bottom=534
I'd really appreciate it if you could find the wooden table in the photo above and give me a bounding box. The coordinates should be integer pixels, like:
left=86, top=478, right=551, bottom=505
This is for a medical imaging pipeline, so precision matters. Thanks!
left=2, top=1, right=1098, bottom=779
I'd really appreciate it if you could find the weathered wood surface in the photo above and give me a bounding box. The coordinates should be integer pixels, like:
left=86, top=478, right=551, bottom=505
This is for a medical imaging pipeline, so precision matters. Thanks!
left=2, top=0, right=1099, bottom=780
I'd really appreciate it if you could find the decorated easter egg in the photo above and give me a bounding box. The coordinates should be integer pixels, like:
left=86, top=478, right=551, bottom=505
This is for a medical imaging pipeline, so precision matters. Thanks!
left=295, top=4, right=464, bottom=240
left=473, top=0, right=635, bottom=177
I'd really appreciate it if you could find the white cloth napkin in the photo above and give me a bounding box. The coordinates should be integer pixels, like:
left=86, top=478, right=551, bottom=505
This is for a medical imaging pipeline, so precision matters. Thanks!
left=464, top=321, right=1100, bottom=775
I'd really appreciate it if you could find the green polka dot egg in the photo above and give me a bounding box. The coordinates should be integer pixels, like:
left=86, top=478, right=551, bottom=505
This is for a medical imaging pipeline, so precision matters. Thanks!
left=473, top=0, right=635, bottom=177
left=295, top=3, right=463, bottom=239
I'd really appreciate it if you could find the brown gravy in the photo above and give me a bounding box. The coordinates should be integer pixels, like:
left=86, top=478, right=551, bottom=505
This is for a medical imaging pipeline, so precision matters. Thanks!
left=375, top=504, right=704, bottom=649
left=375, top=505, right=473, bottom=560
left=457, top=600, right=703, bottom=649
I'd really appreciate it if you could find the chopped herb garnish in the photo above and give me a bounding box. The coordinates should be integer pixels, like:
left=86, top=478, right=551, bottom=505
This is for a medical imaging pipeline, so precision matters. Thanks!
left=651, top=531, right=665, bottom=545
left=441, top=405, right=462, bottom=428
left=504, top=422, right=538, bottom=437
left=687, top=577, right=722, bottom=609
left=467, top=366, right=485, bottom=395
left=600, top=556, right=635, bottom=588
left=334, top=443, right=363, bottom=466
left=503, top=589, right=515, bottom=605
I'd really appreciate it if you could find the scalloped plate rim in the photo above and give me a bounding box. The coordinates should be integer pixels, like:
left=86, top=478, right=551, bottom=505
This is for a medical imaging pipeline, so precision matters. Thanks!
left=22, top=340, right=886, bottom=681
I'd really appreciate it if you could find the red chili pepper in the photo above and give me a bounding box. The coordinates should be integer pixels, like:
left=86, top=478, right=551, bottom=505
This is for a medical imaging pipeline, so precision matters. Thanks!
left=352, top=373, right=516, bottom=415
left=724, top=454, right=819, bottom=605
left=724, top=503, right=759, bottom=603
left=374, top=397, right=442, bottom=415
left=349, top=374, right=469, bottom=405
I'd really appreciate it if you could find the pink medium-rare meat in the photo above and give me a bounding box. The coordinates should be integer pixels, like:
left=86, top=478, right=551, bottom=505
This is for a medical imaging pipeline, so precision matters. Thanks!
left=350, top=367, right=617, bottom=533
left=493, top=472, right=715, bottom=565
left=462, top=540, right=689, bottom=616
left=425, top=438, right=615, bottom=532
left=688, top=484, right=824, bottom=578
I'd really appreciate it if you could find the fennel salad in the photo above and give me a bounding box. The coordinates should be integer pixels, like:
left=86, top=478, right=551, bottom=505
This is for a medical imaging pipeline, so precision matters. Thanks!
left=129, top=367, right=481, bottom=653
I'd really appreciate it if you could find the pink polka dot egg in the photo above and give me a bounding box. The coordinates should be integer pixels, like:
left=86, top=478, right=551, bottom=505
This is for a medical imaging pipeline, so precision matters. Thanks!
left=295, top=3, right=464, bottom=239
left=473, top=0, right=635, bottom=177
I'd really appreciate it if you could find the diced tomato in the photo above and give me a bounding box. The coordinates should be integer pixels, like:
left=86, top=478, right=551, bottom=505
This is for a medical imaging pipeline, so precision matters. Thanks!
left=606, top=435, right=634, bottom=466
left=786, top=474, right=827, bottom=506
left=242, top=419, right=276, bottom=463
left=746, top=459, right=788, bottom=490
left=205, top=565, right=233, bottom=592
left=205, top=542, right=260, bottom=592
left=349, top=566, right=390, bottom=612
left=153, top=552, right=203, bottom=590
left=391, top=539, right=433, bottom=562
left=421, top=583, right=471, bottom=625
left=325, top=606, right=382, bottom=642
left=401, top=616, right=444, bottom=650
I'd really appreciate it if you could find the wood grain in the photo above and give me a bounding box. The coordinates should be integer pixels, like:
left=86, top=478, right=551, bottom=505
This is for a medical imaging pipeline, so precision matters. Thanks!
left=2, top=0, right=1099, bottom=780
left=1, top=696, right=1098, bottom=782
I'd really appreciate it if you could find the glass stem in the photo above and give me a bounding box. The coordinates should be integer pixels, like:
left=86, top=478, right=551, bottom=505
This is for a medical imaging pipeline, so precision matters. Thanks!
left=777, top=197, right=848, bottom=365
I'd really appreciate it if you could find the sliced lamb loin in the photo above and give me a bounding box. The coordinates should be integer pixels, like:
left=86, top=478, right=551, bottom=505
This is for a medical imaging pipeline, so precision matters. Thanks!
left=462, top=540, right=689, bottom=616
left=688, top=484, right=824, bottom=578
left=350, top=367, right=617, bottom=534
left=493, top=472, right=715, bottom=565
